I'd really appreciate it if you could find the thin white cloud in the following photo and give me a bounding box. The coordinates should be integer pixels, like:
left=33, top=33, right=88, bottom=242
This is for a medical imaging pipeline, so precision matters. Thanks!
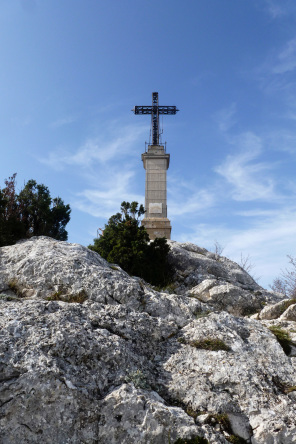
left=264, top=0, right=286, bottom=18
left=213, top=103, right=237, bottom=132
left=266, top=129, right=296, bottom=155
left=50, top=116, right=77, bottom=129
left=166, top=171, right=217, bottom=218
left=178, top=204, right=296, bottom=288
left=254, top=34, right=296, bottom=98
left=41, top=122, right=148, bottom=170
left=263, top=0, right=296, bottom=18
left=41, top=121, right=148, bottom=218
left=215, top=132, right=277, bottom=201
left=168, top=186, right=215, bottom=218
left=273, top=38, right=296, bottom=74
left=73, top=169, right=143, bottom=219
left=235, top=209, right=281, bottom=218
left=225, top=209, right=296, bottom=286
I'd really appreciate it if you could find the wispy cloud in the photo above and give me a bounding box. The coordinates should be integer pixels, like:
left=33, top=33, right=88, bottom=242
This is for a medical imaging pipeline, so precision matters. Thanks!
left=49, top=116, right=77, bottom=129
left=213, top=103, right=237, bottom=132
left=73, top=168, right=143, bottom=219
left=41, top=121, right=148, bottom=218
left=263, top=0, right=296, bottom=18
left=41, top=122, right=148, bottom=171
left=168, top=188, right=215, bottom=218
left=225, top=207, right=296, bottom=285
left=214, top=132, right=277, bottom=201
left=273, top=38, right=296, bottom=74
left=266, top=129, right=296, bottom=155
left=264, top=0, right=286, bottom=18
left=254, top=32, right=296, bottom=98
left=178, top=204, right=296, bottom=287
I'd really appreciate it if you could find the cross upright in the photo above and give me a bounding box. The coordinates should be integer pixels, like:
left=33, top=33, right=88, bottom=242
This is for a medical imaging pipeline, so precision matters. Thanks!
left=132, top=92, right=179, bottom=240
left=133, top=92, right=179, bottom=145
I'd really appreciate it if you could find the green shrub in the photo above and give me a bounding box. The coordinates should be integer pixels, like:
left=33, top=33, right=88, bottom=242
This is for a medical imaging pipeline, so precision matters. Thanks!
left=269, top=326, right=295, bottom=355
left=177, top=337, right=186, bottom=344
left=8, top=279, right=23, bottom=297
left=195, top=311, right=211, bottom=319
left=89, top=201, right=172, bottom=287
left=126, top=369, right=150, bottom=390
left=190, top=338, right=230, bottom=352
left=285, top=386, right=296, bottom=394
left=47, top=289, right=87, bottom=304
left=227, top=436, right=248, bottom=444
left=177, top=337, right=230, bottom=351
left=0, top=294, right=21, bottom=302
left=174, top=437, right=208, bottom=444
left=205, top=413, right=232, bottom=434
left=186, top=406, right=198, bottom=419
left=242, top=305, right=262, bottom=316
left=271, top=375, right=296, bottom=394
left=278, top=298, right=296, bottom=316
left=0, top=173, right=71, bottom=246
left=204, top=413, right=248, bottom=443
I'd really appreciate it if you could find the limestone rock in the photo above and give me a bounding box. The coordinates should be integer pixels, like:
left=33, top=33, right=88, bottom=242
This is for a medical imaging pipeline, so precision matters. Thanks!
left=163, top=312, right=296, bottom=443
left=256, top=299, right=296, bottom=323
left=98, top=384, right=201, bottom=444
left=168, top=242, right=283, bottom=316
left=167, top=241, right=259, bottom=290
left=257, top=299, right=294, bottom=320
left=0, top=237, right=296, bottom=443
left=0, top=236, right=205, bottom=327
left=191, top=280, right=264, bottom=316
left=280, top=304, right=296, bottom=321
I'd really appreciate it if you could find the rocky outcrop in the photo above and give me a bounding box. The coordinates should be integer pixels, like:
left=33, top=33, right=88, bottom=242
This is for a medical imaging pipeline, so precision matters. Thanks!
left=255, top=298, right=296, bottom=321
left=167, top=241, right=282, bottom=316
left=0, top=236, right=295, bottom=444
left=167, top=241, right=258, bottom=290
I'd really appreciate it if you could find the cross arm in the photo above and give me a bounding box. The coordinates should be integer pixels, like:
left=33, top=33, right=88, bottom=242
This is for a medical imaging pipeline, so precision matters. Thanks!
left=132, top=106, right=179, bottom=115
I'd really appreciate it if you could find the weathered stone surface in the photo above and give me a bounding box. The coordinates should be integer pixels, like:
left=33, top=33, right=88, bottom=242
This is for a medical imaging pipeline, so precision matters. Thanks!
left=164, top=312, right=296, bottom=443
left=0, top=237, right=296, bottom=443
left=280, top=304, right=296, bottom=321
left=167, top=241, right=259, bottom=290
left=257, top=299, right=294, bottom=320
left=0, top=237, right=207, bottom=327
left=255, top=298, right=296, bottom=325
left=168, top=241, right=283, bottom=316
left=98, top=384, right=198, bottom=443
left=191, top=280, right=264, bottom=316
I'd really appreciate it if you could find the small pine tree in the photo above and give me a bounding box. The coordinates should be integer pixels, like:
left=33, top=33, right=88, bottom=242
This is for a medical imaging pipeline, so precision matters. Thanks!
left=89, top=201, right=172, bottom=286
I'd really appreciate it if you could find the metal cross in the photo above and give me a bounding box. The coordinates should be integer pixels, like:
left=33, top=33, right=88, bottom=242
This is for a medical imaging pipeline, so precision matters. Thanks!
left=132, top=92, right=179, bottom=146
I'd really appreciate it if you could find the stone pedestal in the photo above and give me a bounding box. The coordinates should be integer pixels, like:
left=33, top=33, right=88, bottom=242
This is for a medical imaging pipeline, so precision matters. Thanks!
left=141, top=145, right=172, bottom=239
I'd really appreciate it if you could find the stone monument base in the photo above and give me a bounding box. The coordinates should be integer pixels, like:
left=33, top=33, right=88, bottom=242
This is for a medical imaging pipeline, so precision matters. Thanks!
left=141, top=218, right=172, bottom=240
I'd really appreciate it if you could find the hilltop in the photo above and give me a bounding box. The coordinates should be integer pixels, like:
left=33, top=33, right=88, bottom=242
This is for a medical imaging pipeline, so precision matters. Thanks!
left=0, top=237, right=295, bottom=443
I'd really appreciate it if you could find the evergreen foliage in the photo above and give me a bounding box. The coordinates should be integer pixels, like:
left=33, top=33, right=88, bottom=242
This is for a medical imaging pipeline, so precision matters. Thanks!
left=89, top=201, right=172, bottom=286
left=0, top=174, right=71, bottom=246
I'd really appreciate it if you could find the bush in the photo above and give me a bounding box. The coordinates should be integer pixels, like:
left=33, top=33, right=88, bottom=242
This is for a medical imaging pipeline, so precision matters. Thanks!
left=174, top=438, right=208, bottom=444
left=0, top=174, right=71, bottom=246
left=269, top=326, right=295, bottom=355
left=89, top=201, right=172, bottom=286
left=178, top=337, right=230, bottom=352
left=46, top=289, right=87, bottom=304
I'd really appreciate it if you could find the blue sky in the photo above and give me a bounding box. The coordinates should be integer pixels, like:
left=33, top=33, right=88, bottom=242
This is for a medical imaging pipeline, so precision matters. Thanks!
left=1, top=0, right=296, bottom=288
